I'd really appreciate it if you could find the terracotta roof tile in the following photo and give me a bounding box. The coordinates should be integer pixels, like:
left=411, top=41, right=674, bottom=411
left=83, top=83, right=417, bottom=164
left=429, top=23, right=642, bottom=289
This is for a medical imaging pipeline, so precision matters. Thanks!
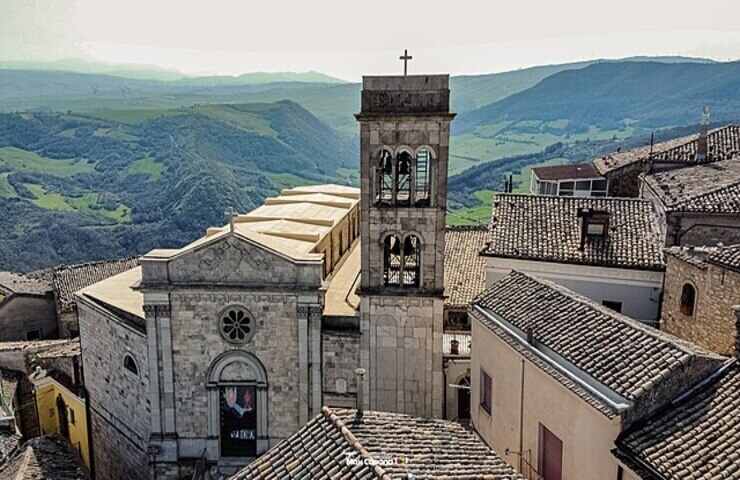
left=0, top=272, right=51, bottom=297
left=616, top=362, right=740, bottom=480
left=444, top=226, right=488, bottom=308
left=707, top=244, right=740, bottom=272
left=0, top=435, right=88, bottom=479
left=484, top=194, right=665, bottom=271
left=231, top=407, right=522, bottom=479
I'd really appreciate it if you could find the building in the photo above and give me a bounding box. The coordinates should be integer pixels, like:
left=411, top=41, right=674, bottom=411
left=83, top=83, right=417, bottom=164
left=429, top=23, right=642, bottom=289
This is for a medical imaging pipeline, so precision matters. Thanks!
left=230, top=407, right=523, bottom=480
left=640, top=158, right=740, bottom=247
left=529, top=163, right=608, bottom=197
left=0, top=272, right=57, bottom=341
left=0, top=368, right=21, bottom=463
left=661, top=245, right=740, bottom=356
left=593, top=124, right=740, bottom=197
left=483, top=194, right=665, bottom=322
left=470, top=271, right=728, bottom=480
left=0, top=435, right=89, bottom=479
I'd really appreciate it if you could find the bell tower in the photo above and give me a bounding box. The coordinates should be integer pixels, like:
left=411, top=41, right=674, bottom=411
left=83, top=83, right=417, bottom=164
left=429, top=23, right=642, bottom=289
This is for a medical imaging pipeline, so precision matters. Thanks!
left=356, top=71, right=454, bottom=417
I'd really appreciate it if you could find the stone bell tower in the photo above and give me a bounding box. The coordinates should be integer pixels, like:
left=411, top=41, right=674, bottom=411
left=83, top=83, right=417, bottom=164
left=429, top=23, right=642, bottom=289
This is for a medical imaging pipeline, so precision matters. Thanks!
left=355, top=72, right=454, bottom=417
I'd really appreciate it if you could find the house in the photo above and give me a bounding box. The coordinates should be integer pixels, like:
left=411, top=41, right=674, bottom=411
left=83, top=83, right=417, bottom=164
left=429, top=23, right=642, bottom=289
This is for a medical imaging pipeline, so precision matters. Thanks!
left=230, top=407, right=523, bottom=480
left=483, top=194, right=665, bottom=322
left=594, top=124, right=740, bottom=197
left=529, top=163, right=608, bottom=197
left=640, top=158, right=740, bottom=247
left=0, top=272, right=57, bottom=341
left=470, top=271, right=728, bottom=480
left=661, top=245, right=740, bottom=356
left=0, top=435, right=89, bottom=479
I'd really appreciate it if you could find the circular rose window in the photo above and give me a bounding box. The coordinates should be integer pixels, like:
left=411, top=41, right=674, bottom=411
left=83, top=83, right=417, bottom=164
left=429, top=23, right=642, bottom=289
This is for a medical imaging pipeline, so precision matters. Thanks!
left=219, top=306, right=255, bottom=344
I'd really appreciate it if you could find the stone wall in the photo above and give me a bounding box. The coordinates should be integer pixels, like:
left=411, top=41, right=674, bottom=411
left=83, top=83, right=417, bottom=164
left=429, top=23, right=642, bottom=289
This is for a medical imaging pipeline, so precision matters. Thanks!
left=0, top=295, right=57, bottom=342
left=77, top=302, right=150, bottom=480
left=662, top=255, right=740, bottom=356
left=360, top=295, right=444, bottom=417
left=322, top=330, right=360, bottom=408
left=605, top=162, right=644, bottom=198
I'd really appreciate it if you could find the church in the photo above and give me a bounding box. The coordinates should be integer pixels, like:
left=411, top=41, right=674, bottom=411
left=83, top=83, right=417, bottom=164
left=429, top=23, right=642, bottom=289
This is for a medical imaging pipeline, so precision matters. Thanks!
left=75, top=73, right=460, bottom=479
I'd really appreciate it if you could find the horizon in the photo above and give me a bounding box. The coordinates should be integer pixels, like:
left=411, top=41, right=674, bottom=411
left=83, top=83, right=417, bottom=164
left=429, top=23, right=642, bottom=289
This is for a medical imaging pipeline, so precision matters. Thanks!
left=3, top=0, right=740, bottom=81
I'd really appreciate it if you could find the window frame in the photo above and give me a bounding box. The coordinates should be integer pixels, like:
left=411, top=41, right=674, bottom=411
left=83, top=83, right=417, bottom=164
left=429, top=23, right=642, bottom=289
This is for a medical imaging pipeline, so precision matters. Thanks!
left=480, top=369, right=492, bottom=415
left=680, top=282, right=697, bottom=316
left=123, top=354, right=139, bottom=377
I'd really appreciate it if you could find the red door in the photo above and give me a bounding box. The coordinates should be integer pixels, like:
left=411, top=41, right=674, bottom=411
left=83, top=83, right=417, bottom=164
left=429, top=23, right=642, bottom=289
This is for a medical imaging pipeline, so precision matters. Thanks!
left=539, top=424, right=563, bottom=480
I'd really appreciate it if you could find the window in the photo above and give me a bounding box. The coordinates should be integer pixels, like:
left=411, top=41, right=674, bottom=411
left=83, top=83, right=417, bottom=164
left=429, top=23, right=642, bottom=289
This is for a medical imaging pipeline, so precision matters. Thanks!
left=377, top=149, right=394, bottom=205
left=558, top=181, right=574, bottom=196
left=26, top=329, right=41, bottom=341
left=680, top=283, right=696, bottom=316
left=396, top=151, right=412, bottom=206
left=383, top=235, right=402, bottom=286
left=480, top=369, right=492, bottom=414
left=402, top=235, right=421, bottom=287
left=123, top=355, right=139, bottom=376
left=602, top=300, right=622, bottom=313
left=383, top=235, right=421, bottom=288
left=219, top=306, right=256, bottom=345
left=538, top=424, right=563, bottom=480
left=69, top=407, right=76, bottom=425
left=415, top=148, right=431, bottom=206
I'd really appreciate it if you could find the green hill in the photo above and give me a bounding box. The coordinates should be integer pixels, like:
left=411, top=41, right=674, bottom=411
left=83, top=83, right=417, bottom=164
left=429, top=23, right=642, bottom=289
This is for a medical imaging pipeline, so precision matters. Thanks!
left=0, top=101, right=355, bottom=271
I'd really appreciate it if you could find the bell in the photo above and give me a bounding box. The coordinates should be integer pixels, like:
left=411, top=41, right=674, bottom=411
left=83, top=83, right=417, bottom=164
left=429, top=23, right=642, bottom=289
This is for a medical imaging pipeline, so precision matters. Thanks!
left=390, top=236, right=401, bottom=255
left=403, top=236, right=416, bottom=256
left=383, top=157, right=393, bottom=175
left=398, top=158, right=410, bottom=176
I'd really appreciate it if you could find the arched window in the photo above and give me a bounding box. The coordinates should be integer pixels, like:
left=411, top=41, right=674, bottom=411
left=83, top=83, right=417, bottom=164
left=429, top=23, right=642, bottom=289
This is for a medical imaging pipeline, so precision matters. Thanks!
left=377, top=149, right=394, bottom=204
left=123, top=354, right=139, bottom=376
left=396, top=151, right=412, bottom=206
left=415, top=148, right=432, bottom=206
left=383, top=235, right=402, bottom=286
left=680, top=283, right=696, bottom=316
left=402, top=235, right=421, bottom=287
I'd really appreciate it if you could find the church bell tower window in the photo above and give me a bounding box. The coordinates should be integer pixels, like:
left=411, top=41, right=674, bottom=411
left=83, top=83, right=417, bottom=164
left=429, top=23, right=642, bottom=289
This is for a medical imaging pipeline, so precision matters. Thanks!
left=396, top=151, right=412, bottom=206
left=219, top=306, right=256, bottom=345
left=383, top=235, right=402, bottom=286
left=383, top=234, right=421, bottom=288
left=415, top=148, right=431, bottom=206
left=402, top=235, right=421, bottom=287
left=378, top=149, right=394, bottom=205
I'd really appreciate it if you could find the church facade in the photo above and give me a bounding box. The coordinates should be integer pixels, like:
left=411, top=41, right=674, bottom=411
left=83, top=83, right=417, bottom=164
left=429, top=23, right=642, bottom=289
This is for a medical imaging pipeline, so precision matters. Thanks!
left=76, top=74, right=455, bottom=479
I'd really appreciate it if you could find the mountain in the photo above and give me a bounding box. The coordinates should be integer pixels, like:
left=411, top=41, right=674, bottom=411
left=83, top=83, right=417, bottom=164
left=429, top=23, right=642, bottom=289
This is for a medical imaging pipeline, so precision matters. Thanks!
left=172, top=71, right=346, bottom=86
left=454, top=61, right=740, bottom=135
left=0, top=58, right=187, bottom=81
left=0, top=101, right=355, bottom=271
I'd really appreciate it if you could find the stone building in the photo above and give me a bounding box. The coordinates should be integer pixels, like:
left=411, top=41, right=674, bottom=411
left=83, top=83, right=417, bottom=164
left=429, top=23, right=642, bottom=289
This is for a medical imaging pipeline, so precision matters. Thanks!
left=593, top=124, right=740, bottom=197
left=74, top=73, right=458, bottom=480
left=0, top=272, right=57, bottom=342
left=471, top=271, right=728, bottom=480
left=661, top=245, right=740, bottom=356
left=640, top=158, right=740, bottom=247
left=484, top=194, right=665, bottom=322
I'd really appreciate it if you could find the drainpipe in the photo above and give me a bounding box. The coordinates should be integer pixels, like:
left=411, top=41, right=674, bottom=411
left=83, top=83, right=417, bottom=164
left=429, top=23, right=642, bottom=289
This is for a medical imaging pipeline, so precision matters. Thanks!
left=518, top=358, right=525, bottom=474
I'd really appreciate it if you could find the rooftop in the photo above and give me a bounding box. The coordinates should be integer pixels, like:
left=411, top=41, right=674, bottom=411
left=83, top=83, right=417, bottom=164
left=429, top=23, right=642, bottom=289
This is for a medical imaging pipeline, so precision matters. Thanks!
left=0, top=339, right=74, bottom=353
left=230, top=407, right=522, bottom=480
left=484, top=194, right=665, bottom=271
left=642, top=158, right=740, bottom=213
left=594, top=124, right=740, bottom=174
left=78, top=267, right=144, bottom=321
left=34, top=340, right=80, bottom=360
left=472, top=271, right=725, bottom=418
left=707, top=244, right=740, bottom=272
left=531, top=163, right=601, bottom=181
left=0, top=272, right=51, bottom=298
left=444, top=225, right=488, bottom=308
left=616, top=362, right=740, bottom=480
left=0, top=435, right=89, bottom=479
left=144, top=185, right=359, bottom=263
left=323, top=242, right=361, bottom=317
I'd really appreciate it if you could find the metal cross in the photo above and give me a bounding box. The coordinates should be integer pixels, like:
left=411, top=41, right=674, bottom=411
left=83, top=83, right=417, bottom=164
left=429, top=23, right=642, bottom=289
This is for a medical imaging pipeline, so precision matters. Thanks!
left=399, top=49, right=412, bottom=76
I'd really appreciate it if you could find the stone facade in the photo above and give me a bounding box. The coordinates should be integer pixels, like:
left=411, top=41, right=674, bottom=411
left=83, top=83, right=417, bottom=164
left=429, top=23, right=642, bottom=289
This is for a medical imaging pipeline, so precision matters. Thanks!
left=604, top=161, right=644, bottom=198
left=0, top=295, right=57, bottom=342
left=77, top=302, right=150, bottom=480
left=661, top=253, right=740, bottom=356
left=321, top=330, right=360, bottom=408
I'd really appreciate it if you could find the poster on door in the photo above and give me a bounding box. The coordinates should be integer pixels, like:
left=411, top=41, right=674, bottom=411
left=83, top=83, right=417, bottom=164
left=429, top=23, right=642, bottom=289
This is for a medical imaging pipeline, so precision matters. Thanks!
left=220, top=386, right=257, bottom=457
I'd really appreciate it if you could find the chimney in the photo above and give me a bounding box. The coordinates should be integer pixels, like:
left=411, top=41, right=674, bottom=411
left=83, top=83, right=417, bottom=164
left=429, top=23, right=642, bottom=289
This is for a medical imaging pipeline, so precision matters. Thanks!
left=696, top=106, right=710, bottom=163
left=734, top=306, right=740, bottom=360
left=450, top=339, right=460, bottom=355
left=354, top=368, right=366, bottom=419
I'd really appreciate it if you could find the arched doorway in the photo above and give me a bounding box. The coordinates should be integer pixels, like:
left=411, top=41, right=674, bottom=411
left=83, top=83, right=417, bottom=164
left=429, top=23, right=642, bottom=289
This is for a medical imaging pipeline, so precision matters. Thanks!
left=458, top=375, right=471, bottom=420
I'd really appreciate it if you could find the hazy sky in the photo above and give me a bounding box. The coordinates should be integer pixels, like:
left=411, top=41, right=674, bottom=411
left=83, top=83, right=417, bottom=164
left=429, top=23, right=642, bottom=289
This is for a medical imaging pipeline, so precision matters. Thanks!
left=3, top=0, right=740, bottom=80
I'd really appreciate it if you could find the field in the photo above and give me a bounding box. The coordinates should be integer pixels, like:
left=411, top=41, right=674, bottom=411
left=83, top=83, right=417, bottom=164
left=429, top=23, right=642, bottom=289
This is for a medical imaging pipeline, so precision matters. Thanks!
left=0, top=147, right=95, bottom=176
left=25, top=183, right=132, bottom=222
left=127, top=156, right=164, bottom=181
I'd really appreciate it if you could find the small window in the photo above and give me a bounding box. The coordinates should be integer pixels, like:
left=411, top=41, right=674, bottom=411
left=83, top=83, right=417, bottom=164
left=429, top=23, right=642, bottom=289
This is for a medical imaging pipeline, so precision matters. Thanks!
left=480, top=369, right=492, bottom=414
left=123, top=355, right=139, bottom=376
left=680, top=283, right=696, bottom=316
left=69, top=408, right=76, bottom=425
left=602, top=300, right=622, bottom=313
left=592, top=179, right=607, bottom=191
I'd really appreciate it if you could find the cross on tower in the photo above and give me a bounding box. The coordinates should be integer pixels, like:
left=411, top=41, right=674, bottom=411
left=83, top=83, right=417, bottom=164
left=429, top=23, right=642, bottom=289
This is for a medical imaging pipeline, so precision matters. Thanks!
left=399, top=49, right=412, bottom=76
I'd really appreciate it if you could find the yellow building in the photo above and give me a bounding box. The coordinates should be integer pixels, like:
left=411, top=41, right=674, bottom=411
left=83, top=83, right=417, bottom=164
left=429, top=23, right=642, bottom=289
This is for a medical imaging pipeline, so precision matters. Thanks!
left=31, top=370, right=90, bottom=469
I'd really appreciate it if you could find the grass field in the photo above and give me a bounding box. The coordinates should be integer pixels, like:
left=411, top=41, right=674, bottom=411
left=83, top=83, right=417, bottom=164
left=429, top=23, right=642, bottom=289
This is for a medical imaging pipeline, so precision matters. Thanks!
left=447, top=190, right=495, bottom=225
left=90, top=108, right=187, bottom=125
left=0, top=147, right=95, bottom=177
left=128, top=156, right=164, bottom=181
left=25, top=184, right=132, bottom=222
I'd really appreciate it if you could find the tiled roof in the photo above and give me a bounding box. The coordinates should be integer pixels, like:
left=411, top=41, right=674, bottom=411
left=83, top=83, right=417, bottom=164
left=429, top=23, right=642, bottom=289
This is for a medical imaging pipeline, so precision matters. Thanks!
left=0, top=435, right=88, bottom=479
left=484, top=194, right=665, bottom=271
left=642, top=158, right=740, bottom=213
left=663, top=246, right=719, bottom=269
left=0, top=433, right=21, bottom=467
left=1, top=368, right=19, bottom=416
left=616, top=362, right=740, bottom=480
left=473, top=272, right=724, bottom=415
left=707, top=244, right=740, bottom=272
left=443, top=332, right=471, bottom=357
left=231, top=407, right=522, bottom=480
left=0, top=272, right=51, bottom=297
left=444, top=225, right=488, bottom=308
left=594, top=124, right=740, bottom=174
left=532, top=163, right=601, bottom=181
